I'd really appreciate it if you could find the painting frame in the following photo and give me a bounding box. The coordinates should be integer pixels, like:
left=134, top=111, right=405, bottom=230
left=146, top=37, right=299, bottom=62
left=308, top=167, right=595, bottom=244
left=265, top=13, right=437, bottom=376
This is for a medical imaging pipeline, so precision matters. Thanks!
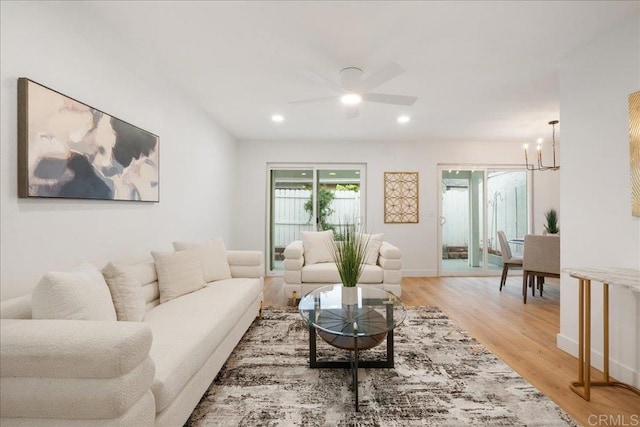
left=18, top=78, right=160, bottom=202
left=384, top=171, right=419, bottom=223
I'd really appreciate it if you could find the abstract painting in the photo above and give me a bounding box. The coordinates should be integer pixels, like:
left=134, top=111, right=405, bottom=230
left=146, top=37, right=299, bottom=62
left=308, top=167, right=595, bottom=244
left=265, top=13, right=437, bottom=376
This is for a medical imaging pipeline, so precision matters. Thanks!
left=384, top=172, right=419, bottom=223
left=630, top=91, right=640, bottom=217
left=18, top=78, right=159, bottom=202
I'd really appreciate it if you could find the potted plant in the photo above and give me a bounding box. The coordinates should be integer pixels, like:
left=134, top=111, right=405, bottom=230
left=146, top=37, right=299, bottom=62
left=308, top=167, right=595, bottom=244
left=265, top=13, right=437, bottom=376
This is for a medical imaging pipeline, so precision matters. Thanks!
left=330, top=221, right=370, bottom=304
left=544, top=208, right=560, bottom=234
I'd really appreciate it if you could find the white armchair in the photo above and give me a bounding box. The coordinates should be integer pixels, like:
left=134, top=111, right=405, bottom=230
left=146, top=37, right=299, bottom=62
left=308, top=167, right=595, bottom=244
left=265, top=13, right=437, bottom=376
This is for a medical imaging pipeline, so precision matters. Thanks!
left=283, top=239, right=402, bottom=303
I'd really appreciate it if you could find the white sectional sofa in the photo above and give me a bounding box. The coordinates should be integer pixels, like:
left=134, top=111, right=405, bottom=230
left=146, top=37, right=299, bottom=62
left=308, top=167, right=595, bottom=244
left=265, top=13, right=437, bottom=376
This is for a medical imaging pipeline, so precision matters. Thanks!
left=0, top=243, right=264, bottom=427
left=282, top=231, right=403, bottom=302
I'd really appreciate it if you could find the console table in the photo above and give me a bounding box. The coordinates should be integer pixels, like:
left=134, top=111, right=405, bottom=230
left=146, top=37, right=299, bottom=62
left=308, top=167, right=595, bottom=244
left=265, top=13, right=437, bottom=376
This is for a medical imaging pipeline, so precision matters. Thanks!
left=563, top=267, right=640, bottom=401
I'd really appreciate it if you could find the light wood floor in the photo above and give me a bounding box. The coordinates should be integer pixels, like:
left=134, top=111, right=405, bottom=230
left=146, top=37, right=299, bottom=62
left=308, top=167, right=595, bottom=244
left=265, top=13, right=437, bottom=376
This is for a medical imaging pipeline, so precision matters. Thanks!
left=263, top=276, right=640, bottom=426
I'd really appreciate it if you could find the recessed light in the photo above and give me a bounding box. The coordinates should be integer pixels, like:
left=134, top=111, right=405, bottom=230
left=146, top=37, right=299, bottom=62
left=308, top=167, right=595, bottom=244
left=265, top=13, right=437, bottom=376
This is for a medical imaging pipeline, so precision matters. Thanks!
left=271, top=114, right=284, bottom=123
left=355, top=171, right=360, bottom=175
left=397, top=115, right=410, bottom=124
left=329, top=172, right=337, bottom=176
left=301, top=172, right=307, bottom=176
left=341, top=93, right=362, bottom=105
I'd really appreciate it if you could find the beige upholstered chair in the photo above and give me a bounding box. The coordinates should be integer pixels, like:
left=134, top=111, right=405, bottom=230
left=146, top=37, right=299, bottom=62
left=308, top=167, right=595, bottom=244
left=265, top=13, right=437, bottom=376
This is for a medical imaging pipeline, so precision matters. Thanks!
left=522, top=234, right=560, bottom=303
left=497, top=231, right=522, bottom=291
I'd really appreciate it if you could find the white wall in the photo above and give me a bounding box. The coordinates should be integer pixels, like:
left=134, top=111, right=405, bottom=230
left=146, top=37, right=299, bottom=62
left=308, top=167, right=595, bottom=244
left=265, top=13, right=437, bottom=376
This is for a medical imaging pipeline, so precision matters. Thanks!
left=0, top=2, right=237, bottom=300
left=558, top=16, right=640, bottom=386
left=234, top=139, right=558, bottom=276
left=532, top=168, right=561, bottom=235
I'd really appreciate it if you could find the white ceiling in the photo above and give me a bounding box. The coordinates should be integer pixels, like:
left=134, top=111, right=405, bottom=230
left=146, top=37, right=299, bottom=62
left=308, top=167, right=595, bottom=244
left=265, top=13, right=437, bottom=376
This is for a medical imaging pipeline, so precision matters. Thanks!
left=84, top=1, right=637, bottom=144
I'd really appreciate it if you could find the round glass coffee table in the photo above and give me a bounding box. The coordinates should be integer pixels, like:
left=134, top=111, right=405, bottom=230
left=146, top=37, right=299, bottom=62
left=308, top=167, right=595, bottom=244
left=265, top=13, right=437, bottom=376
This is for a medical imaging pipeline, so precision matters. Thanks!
left=298, top=284, right=406, bottom=411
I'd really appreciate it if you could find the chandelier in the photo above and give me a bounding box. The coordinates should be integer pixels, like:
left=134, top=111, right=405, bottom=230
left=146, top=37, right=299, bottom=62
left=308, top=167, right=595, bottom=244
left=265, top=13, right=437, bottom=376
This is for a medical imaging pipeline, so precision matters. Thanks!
left=524, top=120, right=560, bottom=171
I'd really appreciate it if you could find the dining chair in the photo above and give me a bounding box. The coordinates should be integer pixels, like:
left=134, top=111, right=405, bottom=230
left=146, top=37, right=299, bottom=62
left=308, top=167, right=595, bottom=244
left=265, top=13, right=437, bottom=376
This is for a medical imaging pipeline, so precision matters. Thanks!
left=497, top=231, right=522, bottom=291
left=522, top=234, right=560, bottom=303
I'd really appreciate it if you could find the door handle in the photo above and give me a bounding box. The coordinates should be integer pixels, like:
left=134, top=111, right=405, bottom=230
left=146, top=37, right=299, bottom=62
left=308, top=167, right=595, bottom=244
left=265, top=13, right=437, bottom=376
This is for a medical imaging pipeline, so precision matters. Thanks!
left=440, top=216, right=447, bottom=226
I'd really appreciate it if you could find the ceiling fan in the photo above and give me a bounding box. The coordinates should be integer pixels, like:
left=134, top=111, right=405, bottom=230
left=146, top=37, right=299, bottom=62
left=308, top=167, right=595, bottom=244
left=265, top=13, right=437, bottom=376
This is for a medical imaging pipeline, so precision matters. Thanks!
left=289, top=62, right=417, bottom=118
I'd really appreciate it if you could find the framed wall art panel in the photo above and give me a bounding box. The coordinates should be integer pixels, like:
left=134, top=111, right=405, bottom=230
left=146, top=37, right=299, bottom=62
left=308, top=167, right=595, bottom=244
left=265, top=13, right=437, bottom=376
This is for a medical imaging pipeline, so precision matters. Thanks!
left=384, top=172, right=419, bottom=223
left=18, top=78, right=159, bottom=202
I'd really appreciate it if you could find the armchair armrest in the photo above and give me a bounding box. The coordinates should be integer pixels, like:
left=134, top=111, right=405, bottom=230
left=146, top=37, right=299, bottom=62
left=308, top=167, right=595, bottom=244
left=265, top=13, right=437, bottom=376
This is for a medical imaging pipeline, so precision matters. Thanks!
left=379, top=242, right=402, bottom=260
left=379, top=242, right=402, bottom=287
left=283, top=240, right=304, bottom=260
left=283, top=241, right=304, bottom=285
left=0, top=319, right=154, bottom=420
left=227, top=250, right=264, bottom=278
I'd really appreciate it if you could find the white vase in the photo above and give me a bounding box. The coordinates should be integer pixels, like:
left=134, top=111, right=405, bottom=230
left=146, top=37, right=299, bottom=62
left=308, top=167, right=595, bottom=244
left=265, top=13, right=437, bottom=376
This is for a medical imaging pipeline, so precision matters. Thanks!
left=341, top=286, right=359, bottom=306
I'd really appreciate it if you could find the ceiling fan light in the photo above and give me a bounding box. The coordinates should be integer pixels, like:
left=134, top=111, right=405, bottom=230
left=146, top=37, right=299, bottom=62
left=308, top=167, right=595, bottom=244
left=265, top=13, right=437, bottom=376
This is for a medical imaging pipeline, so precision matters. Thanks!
left=397, top=115, right=410, bottom=123
left=341, top=93, right=362, bottom=105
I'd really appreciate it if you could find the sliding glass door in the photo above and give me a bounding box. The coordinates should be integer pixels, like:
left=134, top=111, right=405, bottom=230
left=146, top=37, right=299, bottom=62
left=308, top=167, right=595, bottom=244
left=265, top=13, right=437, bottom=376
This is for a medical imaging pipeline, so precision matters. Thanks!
left=268, top=164, right=366, bottom=274
left=439, top=166, right=530, bottom=275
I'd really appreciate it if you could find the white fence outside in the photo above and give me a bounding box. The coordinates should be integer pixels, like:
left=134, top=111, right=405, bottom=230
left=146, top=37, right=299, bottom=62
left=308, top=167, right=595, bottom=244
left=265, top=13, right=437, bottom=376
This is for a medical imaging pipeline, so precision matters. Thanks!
left=272, top=189, right=360, bottom=248
left=442, top=171, right=527, bottom=253
left=442, top=188, right=470, bottom=247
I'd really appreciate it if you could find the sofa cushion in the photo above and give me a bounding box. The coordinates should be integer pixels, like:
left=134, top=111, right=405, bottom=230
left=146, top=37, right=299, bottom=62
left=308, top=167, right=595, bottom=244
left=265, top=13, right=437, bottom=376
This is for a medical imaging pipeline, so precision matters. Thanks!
left=143, top=278, right=262, bottom=413
left=301, top=230, right=334, bottom=265
left=151, top=251, right=206, bottom=304
left=173, top=238, right=232, bottom=282
left=102, top=262, right=147, bottom=322
left=124, top=260, right=160, bottom=310
left=359, top=233, right=384, bottom=265
left=32, top=262, right=117, bottom=321
left=301, top=263, right=384, bottom=284
left=0, top=295, right=32, bottom=319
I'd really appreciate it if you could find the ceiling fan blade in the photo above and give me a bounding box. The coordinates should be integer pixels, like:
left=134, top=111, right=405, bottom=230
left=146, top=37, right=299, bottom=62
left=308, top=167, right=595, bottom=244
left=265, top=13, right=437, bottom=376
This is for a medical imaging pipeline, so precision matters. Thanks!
left=302, top=68, right=345, bottom=93
left=345, top=104, right=359, bottom=119
left=288, top=95, right=339, bottom=105
left=362, top=93, right=417, bottom=106
left=360, top=62, right=405, bottom=92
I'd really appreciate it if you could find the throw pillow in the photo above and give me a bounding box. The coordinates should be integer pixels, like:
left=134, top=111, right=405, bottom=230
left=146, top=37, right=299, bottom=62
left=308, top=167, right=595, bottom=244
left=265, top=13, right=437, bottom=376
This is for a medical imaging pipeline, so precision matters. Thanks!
left=172, top=238, right=232, bottom=282
left=301, top=230, right=335, bottom=265
left=102, top=262, right=147, bottom=321
left=32, top=262, right=117, bottom=321
left=151, top=250, right=205, bottom=304
left=358, top=233, right=385, bottom=265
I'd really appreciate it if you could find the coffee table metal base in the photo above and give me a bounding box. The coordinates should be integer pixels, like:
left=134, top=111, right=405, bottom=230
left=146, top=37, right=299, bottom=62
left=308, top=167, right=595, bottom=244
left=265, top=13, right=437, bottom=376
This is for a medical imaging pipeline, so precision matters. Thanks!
left=308, top=321, right=395, bottom=411
left=309, top=305, right=394, bottom=412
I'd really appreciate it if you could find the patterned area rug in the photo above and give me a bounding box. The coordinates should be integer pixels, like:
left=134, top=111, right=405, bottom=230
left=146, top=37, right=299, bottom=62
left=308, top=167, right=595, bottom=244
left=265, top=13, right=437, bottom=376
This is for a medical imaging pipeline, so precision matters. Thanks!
left=187, top=307, right=576, bottom=426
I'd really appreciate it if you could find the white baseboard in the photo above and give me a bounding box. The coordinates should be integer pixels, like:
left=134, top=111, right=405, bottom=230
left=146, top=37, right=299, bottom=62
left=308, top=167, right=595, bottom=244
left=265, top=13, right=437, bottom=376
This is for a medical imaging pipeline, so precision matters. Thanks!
left=401, top=269, right=438, bottom=277
left=557, top=333, right=640, bottom=387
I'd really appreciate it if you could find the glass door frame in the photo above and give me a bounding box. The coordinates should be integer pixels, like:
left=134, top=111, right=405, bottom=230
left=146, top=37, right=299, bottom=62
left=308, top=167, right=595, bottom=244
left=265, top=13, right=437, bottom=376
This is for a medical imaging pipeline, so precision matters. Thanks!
left=437, top=164, right=532, bottom=277
left=266, top=162, right=367, bottom=275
